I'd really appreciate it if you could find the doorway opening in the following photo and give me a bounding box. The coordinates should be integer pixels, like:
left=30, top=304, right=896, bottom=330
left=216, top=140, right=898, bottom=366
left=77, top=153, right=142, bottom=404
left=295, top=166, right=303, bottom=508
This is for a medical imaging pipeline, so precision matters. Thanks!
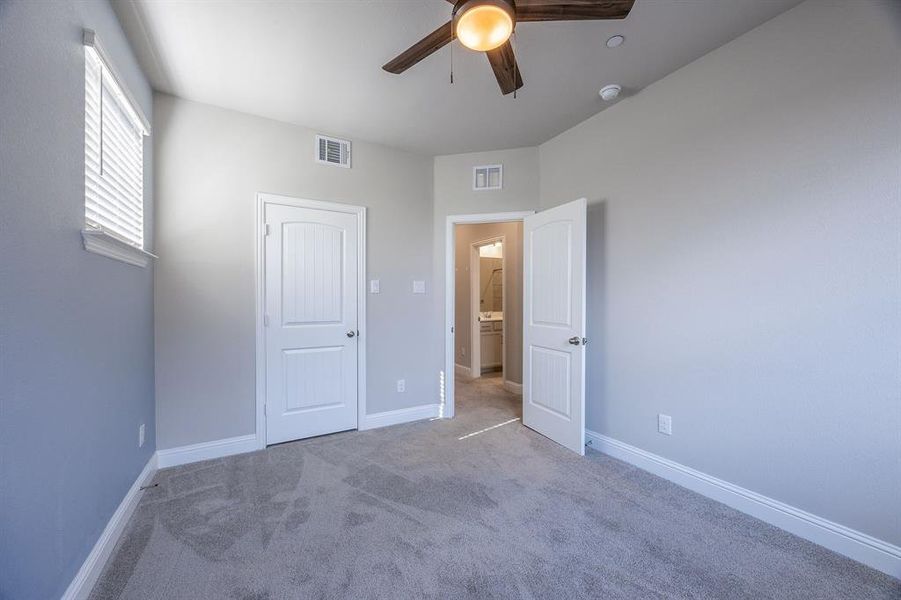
left=471, top=236, right=506, bottom=381
left=445, top=199, right=588, bottom=455
left=444, top=211, right=532, bottom=420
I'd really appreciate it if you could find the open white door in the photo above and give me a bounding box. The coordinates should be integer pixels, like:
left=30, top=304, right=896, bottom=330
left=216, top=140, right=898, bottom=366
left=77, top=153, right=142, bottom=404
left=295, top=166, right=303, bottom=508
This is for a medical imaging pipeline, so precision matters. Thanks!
left=522, top=198, right=587, bottom=455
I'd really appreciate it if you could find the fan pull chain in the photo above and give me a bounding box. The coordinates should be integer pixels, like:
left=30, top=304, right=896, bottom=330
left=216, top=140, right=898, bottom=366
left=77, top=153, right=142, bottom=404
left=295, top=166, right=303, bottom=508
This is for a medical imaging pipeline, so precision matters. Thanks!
left=512, top=30, right=518, bottom=99
left=450, top=21, right=454, bottom=84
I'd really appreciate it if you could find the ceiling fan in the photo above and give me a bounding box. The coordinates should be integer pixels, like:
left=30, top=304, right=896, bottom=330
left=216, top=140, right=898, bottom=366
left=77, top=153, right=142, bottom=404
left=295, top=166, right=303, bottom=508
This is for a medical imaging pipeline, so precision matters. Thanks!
left=382, top=0, right=636, bottom=95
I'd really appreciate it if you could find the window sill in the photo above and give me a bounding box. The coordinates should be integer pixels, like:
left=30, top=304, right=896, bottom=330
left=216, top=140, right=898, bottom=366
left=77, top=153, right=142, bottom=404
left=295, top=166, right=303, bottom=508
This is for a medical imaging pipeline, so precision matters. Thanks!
left=82, top=229, right=156, bottom=268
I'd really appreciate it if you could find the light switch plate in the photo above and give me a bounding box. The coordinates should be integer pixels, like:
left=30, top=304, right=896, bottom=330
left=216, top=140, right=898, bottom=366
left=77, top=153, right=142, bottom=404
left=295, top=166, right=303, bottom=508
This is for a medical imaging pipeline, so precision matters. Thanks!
left=370, top=279, right=380, bottom=294
left=658, top=414, right=672, bottom=436
left=412, top=280, right=426, bottom=294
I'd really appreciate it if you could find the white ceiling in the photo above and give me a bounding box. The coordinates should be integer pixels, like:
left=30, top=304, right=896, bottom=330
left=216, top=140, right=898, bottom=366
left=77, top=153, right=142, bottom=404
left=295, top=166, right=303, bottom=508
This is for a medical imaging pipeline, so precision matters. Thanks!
left=113, top=0, right=802, bottom=156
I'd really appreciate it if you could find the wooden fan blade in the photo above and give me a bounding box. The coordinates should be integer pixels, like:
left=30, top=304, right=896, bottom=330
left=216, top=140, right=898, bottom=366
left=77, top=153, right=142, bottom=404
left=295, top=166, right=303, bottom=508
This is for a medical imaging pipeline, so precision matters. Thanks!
left=383, top=21, right=454, bottom=74
left=486, top=40, right=523, bottom=95
left=517, top=0, right=635, bottom=22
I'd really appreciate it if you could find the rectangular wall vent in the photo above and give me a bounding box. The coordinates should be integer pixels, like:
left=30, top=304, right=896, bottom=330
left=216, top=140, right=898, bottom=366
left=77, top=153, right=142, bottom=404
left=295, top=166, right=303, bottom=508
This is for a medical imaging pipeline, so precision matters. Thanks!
left=315, top=134, right=351, bottom=168
left=473, top=164, right=502, bottom=191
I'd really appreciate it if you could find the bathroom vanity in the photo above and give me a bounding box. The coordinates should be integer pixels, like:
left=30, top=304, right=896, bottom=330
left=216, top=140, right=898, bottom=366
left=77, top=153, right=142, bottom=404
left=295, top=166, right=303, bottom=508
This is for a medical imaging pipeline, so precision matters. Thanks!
left=479, top=311, right=503, bottom=372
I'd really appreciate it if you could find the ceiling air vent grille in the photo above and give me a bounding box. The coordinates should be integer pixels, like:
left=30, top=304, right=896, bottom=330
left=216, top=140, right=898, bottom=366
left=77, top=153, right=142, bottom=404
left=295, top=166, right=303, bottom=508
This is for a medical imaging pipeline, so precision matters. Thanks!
left=473, top=164, right=502, bottom=191
left=315, top=134, right=351, bottom=168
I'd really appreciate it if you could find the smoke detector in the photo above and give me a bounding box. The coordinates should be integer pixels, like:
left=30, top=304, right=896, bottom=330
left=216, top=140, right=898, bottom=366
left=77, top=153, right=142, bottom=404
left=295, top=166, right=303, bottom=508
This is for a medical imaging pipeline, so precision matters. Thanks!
left=599, top=84, right=621, bottom=101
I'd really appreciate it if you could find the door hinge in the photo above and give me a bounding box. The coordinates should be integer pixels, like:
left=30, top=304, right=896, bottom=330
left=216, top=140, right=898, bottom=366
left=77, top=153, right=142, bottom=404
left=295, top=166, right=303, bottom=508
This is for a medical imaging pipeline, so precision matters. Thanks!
left=264, top=314, right=270, bottom=327
left=451, top=326, right=454, bottom=333
left=264, top=223, right=271, bottom=236
left=263, top=403, right=266, bottom=416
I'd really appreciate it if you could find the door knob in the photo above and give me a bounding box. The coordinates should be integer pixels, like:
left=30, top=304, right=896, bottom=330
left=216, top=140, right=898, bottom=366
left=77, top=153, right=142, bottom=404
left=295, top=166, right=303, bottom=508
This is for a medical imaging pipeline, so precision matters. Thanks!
left=568, top=336, right=581, bottom=346
left=346, top=331, right=356, bottom=338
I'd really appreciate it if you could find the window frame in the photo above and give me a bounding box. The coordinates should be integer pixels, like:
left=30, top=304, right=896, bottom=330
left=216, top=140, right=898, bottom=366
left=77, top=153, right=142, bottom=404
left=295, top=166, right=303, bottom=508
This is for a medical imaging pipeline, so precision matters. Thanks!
left=81, top=29, right=155, bottom=267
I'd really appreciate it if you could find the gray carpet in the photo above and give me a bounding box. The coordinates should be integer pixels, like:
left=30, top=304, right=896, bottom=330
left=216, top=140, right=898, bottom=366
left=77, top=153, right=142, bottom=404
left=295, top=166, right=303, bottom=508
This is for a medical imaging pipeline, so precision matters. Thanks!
left=91, top=375, right=899, bottom=599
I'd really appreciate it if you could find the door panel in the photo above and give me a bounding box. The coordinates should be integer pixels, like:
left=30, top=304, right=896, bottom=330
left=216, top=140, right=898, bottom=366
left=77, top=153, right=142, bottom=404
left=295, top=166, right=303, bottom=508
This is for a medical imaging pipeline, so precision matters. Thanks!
left=530, top=346, right=572, bottom=418
left=282, top=222, right=344, bottom=324
left=265, top=203, right=358, bottom=445
left=282, top=347, right=344, bottom=412
left=530, top=221, right=572, bottom=327
left=523, top=198, right=587, bottom=455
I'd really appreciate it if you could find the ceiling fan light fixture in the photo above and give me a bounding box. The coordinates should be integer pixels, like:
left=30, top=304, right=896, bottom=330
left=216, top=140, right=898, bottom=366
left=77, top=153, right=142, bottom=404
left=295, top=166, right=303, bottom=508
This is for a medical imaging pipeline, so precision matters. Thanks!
left=453, top=0, right=515, bottom=52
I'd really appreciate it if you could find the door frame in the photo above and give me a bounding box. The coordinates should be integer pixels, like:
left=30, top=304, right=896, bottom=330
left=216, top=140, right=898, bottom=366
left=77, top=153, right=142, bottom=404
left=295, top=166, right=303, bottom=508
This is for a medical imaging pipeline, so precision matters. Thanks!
left=255, top=192, right=367, bottom=449
left=469, top=235, right=506, bottom=381
left=444, top=211, right=534, bottom=419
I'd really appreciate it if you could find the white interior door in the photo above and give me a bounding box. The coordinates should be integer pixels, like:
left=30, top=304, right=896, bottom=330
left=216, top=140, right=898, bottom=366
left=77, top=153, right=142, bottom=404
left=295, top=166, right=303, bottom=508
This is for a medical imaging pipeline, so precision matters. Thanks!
left=522, top=198, right=587, bottom=455
left=265, top=203, right=358, bottom=445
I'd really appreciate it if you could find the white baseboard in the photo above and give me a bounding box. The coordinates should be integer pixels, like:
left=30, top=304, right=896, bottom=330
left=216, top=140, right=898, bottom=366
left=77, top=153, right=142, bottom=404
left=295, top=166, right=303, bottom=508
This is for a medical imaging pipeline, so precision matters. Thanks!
left=62, top=453, right=157, bottom=600
left=585, top=430, right=901, bottom=579
left=454, top=363, right=473, bottom=379
left=360, top=403, right=440, bottom=430
left=503, top=380, right=522, bottom=395
left=157, top=407, right=442, bottom=467
left=156, top=433, right=258, bottom=468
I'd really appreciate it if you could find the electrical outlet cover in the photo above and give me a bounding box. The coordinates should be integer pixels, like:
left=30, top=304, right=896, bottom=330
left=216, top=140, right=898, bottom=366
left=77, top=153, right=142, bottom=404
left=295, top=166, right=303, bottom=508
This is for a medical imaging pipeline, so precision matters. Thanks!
left=658, top=414, right=672, bottom=435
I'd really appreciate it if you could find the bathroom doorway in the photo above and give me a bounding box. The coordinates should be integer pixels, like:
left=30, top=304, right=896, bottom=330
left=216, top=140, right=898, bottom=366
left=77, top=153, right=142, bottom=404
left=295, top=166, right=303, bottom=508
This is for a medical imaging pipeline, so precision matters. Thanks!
left=471, top=236, right=506, bottom=380
left=451, top=219, right=526, bottom=400
left=445, top=202, right=587, bottom=454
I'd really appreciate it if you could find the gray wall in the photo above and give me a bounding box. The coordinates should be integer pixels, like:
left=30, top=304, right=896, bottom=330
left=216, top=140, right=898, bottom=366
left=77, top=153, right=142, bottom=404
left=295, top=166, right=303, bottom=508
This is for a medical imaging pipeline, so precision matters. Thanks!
left=0, top=2, right=156, bottom=598
left=454, top=222, right=524, bottom=384
left=432, top=147, right=540, bottom=388
left=539, top=0, right=901, bottom=544
left=154, top=95, right=439, bottom=449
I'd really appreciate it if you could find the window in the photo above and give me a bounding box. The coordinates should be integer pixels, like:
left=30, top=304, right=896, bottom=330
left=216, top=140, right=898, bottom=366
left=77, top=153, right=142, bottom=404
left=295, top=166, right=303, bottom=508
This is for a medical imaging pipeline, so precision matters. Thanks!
left=82, top=30, right=153, bottom=266
left=473, top=164, right=503, bottom=191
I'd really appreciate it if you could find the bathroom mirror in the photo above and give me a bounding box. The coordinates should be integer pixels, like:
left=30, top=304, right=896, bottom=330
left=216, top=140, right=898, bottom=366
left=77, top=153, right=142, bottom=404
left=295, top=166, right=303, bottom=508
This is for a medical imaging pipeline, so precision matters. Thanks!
left=480, top=257, right=503, bottom=313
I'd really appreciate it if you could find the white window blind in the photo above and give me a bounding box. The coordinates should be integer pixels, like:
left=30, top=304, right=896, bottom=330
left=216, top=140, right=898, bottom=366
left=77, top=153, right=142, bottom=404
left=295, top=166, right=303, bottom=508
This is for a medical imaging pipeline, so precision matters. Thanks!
left=84, top=33, right=148, bottom=248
